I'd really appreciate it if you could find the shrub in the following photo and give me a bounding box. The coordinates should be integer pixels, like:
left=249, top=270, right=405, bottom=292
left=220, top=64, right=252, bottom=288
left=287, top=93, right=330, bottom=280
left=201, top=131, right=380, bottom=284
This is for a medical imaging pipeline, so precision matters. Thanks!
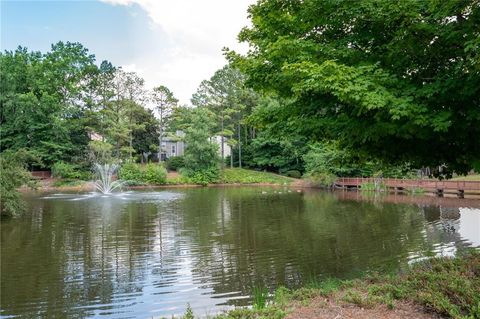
left=306, top=172, right=337, bottom=188
left=1, top=150, right=36, bottom=217
left=119, top=163, right=143, bottom=183
left=360, top=181, right=387, bottom=192
left=183, top=167, right=220, bottom=186
left=166, top=156, right=185, bottom=171
left=284, top=170, right=302, bottom=178
left=252, top=286, right=269, bottom=310
left=119, top=163, right=167, bottom=185
left=51, top=161, right=90, bottom=180
left=143, top=163, right=167, bottom=185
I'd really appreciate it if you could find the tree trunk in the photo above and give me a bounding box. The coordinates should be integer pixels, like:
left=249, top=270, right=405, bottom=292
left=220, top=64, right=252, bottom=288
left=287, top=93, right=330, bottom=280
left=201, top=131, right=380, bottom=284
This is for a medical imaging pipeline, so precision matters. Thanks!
left=158, top=108, right=163, bottom=163
left=238, top=123, right=242, bottom=168
left=220, top=111, right=225, bottom=169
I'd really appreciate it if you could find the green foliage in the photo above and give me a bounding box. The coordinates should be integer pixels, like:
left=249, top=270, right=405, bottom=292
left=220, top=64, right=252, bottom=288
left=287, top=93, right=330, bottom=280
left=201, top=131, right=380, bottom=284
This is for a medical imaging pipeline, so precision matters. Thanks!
left=360, top=182, right=387, bottom=192
left=182, top=108, right=220, bottom=183
left=252, top=286, right=269, bottom=310
left=182, top=303, right=194, bottom=319
left=182, top=167, right=220, bottom=186
left=87, top=140, right=113, bottom=164
left=366, top=250, right=480, bottom=318
left=165, top=156, right=185, bottom=171
left=229, top=0, right=480, bottom=175
left=284, top=170, right=301, bottom=178
left=191, top=66, right=257, bottom=165
left=118, top=162, right=143, bottom=183
left=243, top=97, right=307, bottom=173
left=222, top=168, right=292, bottom=184
left=51, top=161, right=90, bottom=180
left=131, top=107, right=159, bottom=161
left=52, top=179, right=85, bottom=187
left=1, top=43, right=94, bottom=167
left=143, top=163, right=167, bottom=185
left=118, top=163, right=166, bottom=185
left=152, top=85, right=178, bottom=161
left=0, top=150, right=36, bottom=217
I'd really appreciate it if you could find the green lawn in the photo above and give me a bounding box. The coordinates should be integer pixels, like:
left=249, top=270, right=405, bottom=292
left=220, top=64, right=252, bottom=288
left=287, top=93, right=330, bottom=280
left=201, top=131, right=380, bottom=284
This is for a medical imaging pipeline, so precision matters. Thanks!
left=221, top=168, right=295, bottom=185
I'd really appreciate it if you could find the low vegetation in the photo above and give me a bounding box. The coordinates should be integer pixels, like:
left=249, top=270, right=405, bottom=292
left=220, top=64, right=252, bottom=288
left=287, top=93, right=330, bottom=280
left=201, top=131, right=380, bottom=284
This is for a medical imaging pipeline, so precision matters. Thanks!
left=221, top=168, right=293, bottom=185
left=0, top=150, right=37, bottom=217
left=119, top=163, right=167, bottom=185
left=172, top=250, right=480, bottom=319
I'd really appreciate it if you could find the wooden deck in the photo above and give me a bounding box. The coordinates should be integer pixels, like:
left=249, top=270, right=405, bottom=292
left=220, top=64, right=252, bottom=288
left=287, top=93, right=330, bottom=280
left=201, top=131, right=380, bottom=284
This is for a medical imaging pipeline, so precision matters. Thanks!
left=30, top=171, right=52, bottom=179
left=335, top=177, right=480, bottom=196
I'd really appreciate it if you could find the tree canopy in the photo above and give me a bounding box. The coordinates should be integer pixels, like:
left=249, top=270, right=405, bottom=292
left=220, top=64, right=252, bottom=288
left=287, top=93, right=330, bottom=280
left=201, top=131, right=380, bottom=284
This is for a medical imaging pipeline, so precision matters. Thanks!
left=228, top=0, right=480, bottom=175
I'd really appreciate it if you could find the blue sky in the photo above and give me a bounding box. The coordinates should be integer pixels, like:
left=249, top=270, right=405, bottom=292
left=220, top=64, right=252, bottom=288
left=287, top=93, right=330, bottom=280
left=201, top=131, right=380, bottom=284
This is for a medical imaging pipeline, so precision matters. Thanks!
left=1, top=0, right=253, bottom=104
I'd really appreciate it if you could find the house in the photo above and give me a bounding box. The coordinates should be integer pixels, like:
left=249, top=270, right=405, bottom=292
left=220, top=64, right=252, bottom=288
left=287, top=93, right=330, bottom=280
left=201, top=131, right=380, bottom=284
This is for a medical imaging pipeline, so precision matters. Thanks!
left=210, top=135, right=231, bottom=158
left=159, top=131, right=231, bottom=160
left=160, top=130, right=185, bottom=160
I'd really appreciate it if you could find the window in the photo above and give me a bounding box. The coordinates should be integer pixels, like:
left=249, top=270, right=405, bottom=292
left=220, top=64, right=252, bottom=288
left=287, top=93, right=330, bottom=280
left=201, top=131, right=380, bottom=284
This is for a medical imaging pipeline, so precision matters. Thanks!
left=171, top=144, right=176, bottom=155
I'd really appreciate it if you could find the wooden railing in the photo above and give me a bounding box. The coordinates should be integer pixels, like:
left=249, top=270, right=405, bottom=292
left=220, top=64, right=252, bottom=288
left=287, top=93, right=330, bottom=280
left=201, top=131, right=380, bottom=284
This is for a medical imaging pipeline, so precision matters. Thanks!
left=335, top=177, right=480, bottom=191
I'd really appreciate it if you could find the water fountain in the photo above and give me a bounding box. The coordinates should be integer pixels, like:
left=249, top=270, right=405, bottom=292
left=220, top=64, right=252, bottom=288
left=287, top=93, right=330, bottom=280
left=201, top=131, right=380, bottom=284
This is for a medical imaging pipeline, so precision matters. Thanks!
left=93, top=163, right=125, bottom=194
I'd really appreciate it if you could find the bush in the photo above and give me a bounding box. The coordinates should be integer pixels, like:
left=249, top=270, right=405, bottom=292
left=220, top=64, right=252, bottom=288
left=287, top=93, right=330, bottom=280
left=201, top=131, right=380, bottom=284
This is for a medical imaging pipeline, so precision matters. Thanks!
left=119, top=163, right=143, bottom=182
left=51, top=161, right=90, bottom=180
left=118, top=163, right=167, bottom=185
left=143, top=163, right=167, bottom=185
left=306, top=172, right=337, bottom=188
left=284, top=170, right=302, bottom=178
left=1, top=150, right=36, bottom=217
left=166, top=156, right=185, bottom=171
left=183, top=167, right=220, bottom=186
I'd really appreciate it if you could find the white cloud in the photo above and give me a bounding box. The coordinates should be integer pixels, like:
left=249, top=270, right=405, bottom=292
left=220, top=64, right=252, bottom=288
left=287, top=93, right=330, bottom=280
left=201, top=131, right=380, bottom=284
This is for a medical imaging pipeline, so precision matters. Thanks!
left=100, top=0, right=254, bottom=104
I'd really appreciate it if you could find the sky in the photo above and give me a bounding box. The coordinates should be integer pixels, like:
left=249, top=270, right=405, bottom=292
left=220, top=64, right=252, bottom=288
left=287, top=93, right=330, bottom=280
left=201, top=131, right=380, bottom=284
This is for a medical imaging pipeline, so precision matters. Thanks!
left=1, top=0, right=255, bottom=104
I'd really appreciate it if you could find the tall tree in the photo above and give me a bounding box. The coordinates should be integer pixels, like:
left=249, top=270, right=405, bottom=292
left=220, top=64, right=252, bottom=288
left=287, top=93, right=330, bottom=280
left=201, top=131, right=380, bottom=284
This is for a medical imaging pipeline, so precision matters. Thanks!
left=228, top=0, right=480, bottom=175
left=151, top=85, right=178, bottom=162
left=0, top=42, right=97, bottom=167
left=191, top=66, right=249, bottom=168
left=105, top=69, right=146, bottom=159
left=131, top=107, right=159, bottom=163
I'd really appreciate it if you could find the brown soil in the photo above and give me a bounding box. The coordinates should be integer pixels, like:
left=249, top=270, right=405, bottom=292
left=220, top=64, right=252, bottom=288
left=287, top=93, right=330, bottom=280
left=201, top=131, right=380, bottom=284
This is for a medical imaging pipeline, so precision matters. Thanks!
left=285, top=295, right=440, bottom=319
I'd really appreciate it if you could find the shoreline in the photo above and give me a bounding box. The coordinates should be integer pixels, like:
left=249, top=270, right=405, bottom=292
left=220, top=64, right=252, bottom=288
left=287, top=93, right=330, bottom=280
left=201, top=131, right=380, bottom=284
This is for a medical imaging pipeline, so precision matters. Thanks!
left=21, top=179, right=480, bottom=202
left=174, top=250, right=479, bottom=319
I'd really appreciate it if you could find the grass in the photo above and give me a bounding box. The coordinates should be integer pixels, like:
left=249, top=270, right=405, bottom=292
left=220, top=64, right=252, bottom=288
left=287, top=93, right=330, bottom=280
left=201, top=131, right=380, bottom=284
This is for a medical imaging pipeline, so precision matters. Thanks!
left=220, top=168, right=294, bottom=185
left=252, top=286, right=269, bottom=310
left=450, top=174, right=480, bottom=181
left=52, top=179, right=86, bottom=187
left=360, top=181, right=387, bottom=192
left=170, top=249, right=480, bottom=319
left=406, top=187, right=425, bottom=195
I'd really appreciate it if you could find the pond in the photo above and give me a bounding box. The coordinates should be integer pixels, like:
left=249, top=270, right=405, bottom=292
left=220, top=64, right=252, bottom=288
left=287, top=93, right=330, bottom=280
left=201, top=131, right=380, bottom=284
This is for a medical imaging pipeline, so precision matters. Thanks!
left=1, top=187, right=479, bottom=318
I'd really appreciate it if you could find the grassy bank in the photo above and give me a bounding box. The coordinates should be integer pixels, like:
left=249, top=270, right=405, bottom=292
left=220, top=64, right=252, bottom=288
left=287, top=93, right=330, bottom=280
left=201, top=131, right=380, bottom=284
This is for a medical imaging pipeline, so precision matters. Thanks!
left=31, top=168, right=297, bottom=191
left=157, top=168, right=294, bottom=186
left=220, top=168, right=294, bottom=185
left=172, top=250, right=480, bottom=319
left=451, top=174, right=480, bottom=181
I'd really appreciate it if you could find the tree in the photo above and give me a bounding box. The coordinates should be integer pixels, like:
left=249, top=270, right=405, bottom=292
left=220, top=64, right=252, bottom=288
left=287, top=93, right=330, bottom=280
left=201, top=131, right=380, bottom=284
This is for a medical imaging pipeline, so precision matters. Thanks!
left=104, top=69, right=146, bottom=159
left=192, top=65, right=257, bottom=167
left=151, top=85, right=178, bottom=162
left=0, top=150, right=37, bottom=217
left=182, top=108, right=220, bottom=183
left=228, top=0, right=480, bottom=175
left=131, top=107, right=159, bottom=163
left=0, top=42, right=97, bottom=167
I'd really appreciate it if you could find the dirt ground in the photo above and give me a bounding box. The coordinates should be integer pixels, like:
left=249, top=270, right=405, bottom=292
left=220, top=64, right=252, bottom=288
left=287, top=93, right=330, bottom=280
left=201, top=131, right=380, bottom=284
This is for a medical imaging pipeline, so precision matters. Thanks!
left=285, top=295, right=441, bottom=319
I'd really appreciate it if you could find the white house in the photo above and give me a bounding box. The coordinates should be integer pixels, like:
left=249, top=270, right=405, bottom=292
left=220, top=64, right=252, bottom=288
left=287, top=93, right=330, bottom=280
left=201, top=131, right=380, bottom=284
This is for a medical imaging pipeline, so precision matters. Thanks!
left=160, top=131, right=231, bottom=160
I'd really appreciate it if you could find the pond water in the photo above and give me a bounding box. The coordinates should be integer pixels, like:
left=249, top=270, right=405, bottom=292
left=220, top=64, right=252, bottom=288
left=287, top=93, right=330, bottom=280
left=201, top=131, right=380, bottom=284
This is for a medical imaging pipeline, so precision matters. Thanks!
left=1, top=187, right=479, bottom=318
